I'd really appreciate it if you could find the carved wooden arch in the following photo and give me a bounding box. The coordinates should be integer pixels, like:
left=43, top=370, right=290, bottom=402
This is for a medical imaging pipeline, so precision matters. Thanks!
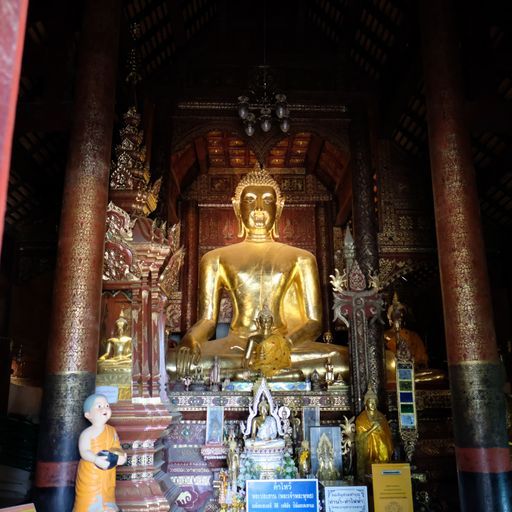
left=170, top=117, right=243, bottom=154
left=170, top=117, right=350, bottom=173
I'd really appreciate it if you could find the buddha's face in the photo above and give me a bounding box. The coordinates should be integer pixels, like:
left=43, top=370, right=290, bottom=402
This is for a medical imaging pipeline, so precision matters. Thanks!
left=366, top=398, right=377, bottom=412
left=85, top=396, right=111, bottom=426
left=258, top=313, right=273, bottom=332
left=116, top=319, right=127, bottom=336
left=240, top=185, right=277, bottom=234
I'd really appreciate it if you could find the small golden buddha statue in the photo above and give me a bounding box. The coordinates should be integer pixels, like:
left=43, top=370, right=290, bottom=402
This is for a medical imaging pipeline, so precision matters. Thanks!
left=355, top=388, right=393, bottom=480
left=98, top=311, right=132, bottom=374
left=244, top=304, right=292, bottom=378
left=324, top=357, right=335, bottom=387
left=322, top=331, right=334, bottom=344
left=170, top=164, right=348, bottom=380
left=316, top=433, right=340, bottom=481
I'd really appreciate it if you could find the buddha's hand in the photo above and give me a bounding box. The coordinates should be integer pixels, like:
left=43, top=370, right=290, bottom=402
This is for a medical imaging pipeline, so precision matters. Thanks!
left=176, top=335, right=201, bottom=378
left=371, top=421, right=381, bottom=432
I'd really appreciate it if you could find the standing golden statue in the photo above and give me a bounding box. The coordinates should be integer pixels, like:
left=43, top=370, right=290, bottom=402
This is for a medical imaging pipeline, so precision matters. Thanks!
left=355, top=388, right=393, bottom=480
left=227, top=436, right=240, bottom=487
left=298, top=440, right=311, bottom=477
left=171, top=164, right=348, bottom=380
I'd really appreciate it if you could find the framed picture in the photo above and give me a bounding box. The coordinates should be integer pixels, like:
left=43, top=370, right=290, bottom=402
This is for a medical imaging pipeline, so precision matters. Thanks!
left=309, top=426, right=342, bottom=478
left=205, top=406, right=224, bottom=445
left=302, top=406, right=321, bottom=443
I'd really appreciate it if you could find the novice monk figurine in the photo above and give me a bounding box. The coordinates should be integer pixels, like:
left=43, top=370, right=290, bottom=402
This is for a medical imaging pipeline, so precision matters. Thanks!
left=73, top=394, right=127, bottom=512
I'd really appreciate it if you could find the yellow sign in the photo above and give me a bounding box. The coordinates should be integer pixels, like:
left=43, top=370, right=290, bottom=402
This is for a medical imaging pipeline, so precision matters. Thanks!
left=372, top=463, right=413, bottom=512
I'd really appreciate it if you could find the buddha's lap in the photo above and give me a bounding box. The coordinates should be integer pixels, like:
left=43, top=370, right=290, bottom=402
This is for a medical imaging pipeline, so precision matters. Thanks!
left=198, top=338, right=349, bottom=369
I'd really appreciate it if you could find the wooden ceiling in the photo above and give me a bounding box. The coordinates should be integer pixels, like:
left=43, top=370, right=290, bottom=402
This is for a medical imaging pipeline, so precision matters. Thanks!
left=204, top=131, right=315, bottom=170
left=7, top=0, right=512, bottom=239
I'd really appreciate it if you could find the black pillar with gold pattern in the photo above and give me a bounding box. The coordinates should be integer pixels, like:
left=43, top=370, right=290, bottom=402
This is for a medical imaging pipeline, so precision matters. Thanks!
left=33, top=0, right=121, bottom=510
left=421, top=1, right=512, bottom=510
left=350, top=109, right=385, bottom=412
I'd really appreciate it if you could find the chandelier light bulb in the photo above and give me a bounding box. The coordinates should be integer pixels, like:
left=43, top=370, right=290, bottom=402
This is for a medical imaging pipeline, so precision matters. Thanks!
left=275, top=94, right=287, bottom=119
left=245, top=123, right=255, bottom=136
left=238, top=96, right=249, bottom=120
left=275, top=104, right=286, bottom=119
left=238, top=104, right=249, bottom=120
left=261, top=118, right=272, bottom=132
left=280, top=118, right=290, bottom=133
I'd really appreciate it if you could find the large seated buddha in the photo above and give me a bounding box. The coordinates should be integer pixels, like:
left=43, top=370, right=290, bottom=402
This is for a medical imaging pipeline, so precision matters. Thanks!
left=168, top=164, right=348, bottom=381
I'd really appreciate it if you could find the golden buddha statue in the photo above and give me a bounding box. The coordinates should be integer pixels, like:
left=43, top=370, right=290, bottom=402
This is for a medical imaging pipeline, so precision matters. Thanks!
left=355, top=388, right=393, bottom=480
left=384, top=292, right=445, bottom=385
left=98, top=311, right=132, bottom=373
left=170, top=164, right=348, bottom=380
left=97, top=311, right=132, bottom=399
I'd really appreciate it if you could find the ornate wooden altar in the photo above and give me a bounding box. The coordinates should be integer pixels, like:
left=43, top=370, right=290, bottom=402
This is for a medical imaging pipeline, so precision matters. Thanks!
left=162, top=388, right=454, bottom=511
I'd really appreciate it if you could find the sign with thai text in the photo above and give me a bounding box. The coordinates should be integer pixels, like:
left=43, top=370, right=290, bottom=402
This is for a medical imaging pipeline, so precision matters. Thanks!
left=372, top=463, right=413, bottom=512
left=246, top=479, right=319, bottom=511
left=324, top=486, right=368, bottom=512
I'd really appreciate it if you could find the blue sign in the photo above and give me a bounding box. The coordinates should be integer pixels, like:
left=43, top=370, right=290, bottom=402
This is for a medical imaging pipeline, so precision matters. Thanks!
left=246, top=479, right=319, bottom=511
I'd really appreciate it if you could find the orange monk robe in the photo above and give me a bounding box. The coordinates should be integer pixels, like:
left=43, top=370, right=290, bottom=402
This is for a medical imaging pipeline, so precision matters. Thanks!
left=356, top=410, right=393, bottom=471
left=73, top=425, right=121, bottom=512
left=384, top=328, right=429, bottom=368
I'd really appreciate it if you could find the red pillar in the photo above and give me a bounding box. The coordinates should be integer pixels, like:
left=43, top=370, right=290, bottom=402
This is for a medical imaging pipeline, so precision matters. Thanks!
left=421, top=1, right=512, bottom=510
left=181, top=200, right=199, bottom=332
left=315, top=202, right=334, bottom=334
left=0, top=0, right=29, bottom=250
left=34, top=0, right=120, bottom=510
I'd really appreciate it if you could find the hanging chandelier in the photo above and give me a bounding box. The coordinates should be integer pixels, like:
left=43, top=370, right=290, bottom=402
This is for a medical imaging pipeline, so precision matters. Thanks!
left=237, top=65, right=290, bottom=137
left=236, top=0, right=290, bottom=137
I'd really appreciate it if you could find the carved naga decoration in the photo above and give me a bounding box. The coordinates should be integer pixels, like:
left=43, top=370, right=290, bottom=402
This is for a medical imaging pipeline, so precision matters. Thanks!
left=330, top=227, right=384, bottom=415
